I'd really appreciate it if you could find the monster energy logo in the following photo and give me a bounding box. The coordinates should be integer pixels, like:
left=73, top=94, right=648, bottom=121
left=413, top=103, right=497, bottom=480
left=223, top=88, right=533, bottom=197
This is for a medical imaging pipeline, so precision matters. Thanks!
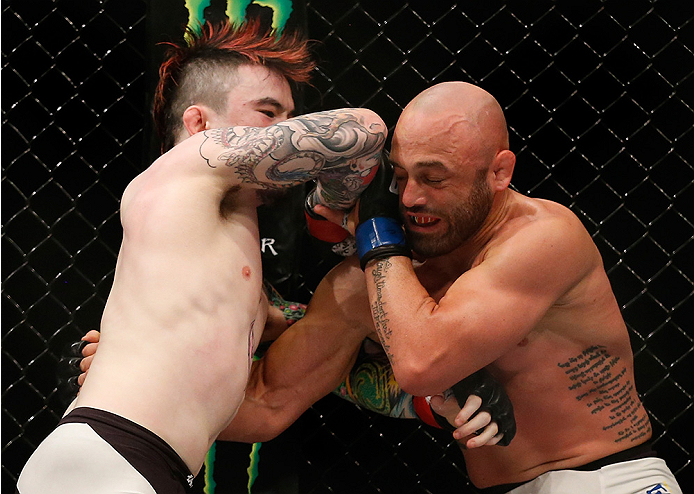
left=184, top=0, right=294, bottom=38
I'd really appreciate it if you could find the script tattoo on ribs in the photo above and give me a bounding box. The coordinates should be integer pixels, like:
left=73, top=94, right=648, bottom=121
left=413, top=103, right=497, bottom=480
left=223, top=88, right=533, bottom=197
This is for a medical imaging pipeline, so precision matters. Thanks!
left=558, top=345, right=651, bottom=444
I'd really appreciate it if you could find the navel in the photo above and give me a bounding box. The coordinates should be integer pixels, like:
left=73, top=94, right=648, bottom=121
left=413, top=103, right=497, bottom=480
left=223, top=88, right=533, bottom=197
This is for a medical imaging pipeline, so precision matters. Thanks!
left=518, top=337, right=529, bottom=347
left=242, top=265, right=252, bottom=279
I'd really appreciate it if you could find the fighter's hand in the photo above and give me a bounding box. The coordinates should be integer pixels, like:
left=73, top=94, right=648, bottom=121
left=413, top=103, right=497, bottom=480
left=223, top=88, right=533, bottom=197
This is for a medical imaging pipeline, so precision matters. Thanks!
left=448, top=368, right=516, bottom=446
left=77, top=329, right=100, bottom=385
left=305, top=187, right=351, bottom=243
left=316, top=156, right=410, bottom=270
left=306, top=188, right=358, bottom=257
left=428, top=368, right=516, bottom=448
left=429, top=394, right=502, bottom=449
left=56, top=329, right=100, bottom=405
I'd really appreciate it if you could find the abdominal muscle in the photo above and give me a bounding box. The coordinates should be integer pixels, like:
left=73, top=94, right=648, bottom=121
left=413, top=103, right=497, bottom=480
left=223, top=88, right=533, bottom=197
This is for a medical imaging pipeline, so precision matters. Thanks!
left=75, top=226, right=265, bottom=475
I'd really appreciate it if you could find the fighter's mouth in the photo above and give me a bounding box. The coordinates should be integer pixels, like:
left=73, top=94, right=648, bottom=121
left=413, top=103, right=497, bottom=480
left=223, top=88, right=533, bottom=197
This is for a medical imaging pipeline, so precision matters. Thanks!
left=408, top=214, right=440, bottom=226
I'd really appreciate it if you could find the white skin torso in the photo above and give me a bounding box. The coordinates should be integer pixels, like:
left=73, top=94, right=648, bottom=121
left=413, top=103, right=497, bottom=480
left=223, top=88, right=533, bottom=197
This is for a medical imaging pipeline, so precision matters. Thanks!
left=75, top=157, right=266, bottom=474
left=73, top=63, right=292, bottom=474
left=72, top=62, right=387, bottom=473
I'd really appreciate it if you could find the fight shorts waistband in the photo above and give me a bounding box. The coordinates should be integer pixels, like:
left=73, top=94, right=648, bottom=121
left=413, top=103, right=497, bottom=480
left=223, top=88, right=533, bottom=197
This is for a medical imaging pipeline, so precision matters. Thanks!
left=477, top=441, right=658, bottom=494
left=60, top=407, right=194, bottom=492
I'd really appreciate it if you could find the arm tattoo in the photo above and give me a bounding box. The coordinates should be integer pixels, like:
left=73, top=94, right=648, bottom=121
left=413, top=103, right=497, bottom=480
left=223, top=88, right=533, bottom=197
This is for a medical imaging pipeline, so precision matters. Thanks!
left=333, top=343, right=417, bottom=419
left=295, top=110, right=386, bottom=209
left=200, top=125, right=324, bottom=189
left=198, top=109, right=386, bottom=206
left=370, top=259, right=394, bottom=361
left=559, top=345, right=652, bottom=444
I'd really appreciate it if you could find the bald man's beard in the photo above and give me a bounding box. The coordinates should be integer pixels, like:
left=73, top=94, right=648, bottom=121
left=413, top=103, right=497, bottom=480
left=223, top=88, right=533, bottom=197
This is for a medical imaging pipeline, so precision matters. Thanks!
left=404, top=170, right=493, bottom=259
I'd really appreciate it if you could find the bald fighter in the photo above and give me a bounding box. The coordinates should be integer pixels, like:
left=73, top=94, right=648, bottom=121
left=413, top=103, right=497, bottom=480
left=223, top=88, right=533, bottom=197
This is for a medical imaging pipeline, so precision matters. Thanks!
left=318, top=82, right=682, bottom=493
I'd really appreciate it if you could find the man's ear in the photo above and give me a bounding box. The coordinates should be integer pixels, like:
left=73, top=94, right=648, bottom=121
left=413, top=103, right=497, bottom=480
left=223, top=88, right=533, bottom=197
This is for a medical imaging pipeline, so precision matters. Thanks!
left=181, top=105, right=212, bottom=137
left=491, top=150, right=515, bottom=191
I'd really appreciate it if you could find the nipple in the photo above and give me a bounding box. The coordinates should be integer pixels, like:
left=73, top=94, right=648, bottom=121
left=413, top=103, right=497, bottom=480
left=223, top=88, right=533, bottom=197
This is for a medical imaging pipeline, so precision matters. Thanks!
left=242, top=266, right=252, bottom=279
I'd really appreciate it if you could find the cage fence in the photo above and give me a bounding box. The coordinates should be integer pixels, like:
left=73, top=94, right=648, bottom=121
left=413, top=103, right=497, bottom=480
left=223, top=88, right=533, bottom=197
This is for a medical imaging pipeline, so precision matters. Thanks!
left=2, top=0, right=692, bottom=492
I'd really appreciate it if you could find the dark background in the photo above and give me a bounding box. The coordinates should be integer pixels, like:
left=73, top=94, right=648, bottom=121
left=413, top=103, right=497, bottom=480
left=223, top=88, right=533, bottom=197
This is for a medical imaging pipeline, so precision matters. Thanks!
left=2, top=0, right=692, bottom=492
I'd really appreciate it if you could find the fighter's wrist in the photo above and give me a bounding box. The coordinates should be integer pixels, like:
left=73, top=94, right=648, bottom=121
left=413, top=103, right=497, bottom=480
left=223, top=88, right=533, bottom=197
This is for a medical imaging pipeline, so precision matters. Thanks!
left=355, top=217, right=410, bottom=270
left=305, top=191, right=351, bottom=243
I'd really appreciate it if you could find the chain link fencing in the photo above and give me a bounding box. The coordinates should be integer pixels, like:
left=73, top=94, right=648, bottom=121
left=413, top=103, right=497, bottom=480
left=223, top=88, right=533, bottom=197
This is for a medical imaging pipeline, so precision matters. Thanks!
left=2, top=0, right=692, bottom=492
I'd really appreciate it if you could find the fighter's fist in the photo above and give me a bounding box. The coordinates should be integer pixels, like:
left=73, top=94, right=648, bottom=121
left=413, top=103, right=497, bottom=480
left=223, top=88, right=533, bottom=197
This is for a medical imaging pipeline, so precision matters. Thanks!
left=304, top=187, right=351, bottom=244
left=317, top=156, right=411, bottom=270
left=414, top=368, right=516, bottom=448
left=437, top=368, right=517, bottom=447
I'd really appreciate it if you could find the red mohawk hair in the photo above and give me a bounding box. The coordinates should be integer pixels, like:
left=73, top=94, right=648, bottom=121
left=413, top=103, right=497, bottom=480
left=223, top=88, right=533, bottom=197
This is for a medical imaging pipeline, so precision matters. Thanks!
left=153, top=20, right=314, bottom=152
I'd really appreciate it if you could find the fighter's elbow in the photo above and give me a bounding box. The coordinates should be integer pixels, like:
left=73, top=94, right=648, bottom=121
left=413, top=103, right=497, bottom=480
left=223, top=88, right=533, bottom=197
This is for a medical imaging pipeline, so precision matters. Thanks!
left=216, top=409, right=290, bottom=444
left=391, top=359, right=444, bottom=397
left=240, top=420, right=284, bottom=444
left=357, top=108, right=387, bottom=139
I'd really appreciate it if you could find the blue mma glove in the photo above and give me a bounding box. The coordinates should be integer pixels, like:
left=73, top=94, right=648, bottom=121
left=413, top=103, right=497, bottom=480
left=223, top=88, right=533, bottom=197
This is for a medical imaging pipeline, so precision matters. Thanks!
left=355, top=156, right=411, bottom=270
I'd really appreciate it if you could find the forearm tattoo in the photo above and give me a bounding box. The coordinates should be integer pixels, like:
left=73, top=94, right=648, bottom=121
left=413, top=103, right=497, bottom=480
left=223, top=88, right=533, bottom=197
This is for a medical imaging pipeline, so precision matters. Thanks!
left=298, top=111, right=385, bottom=209
left=559, top=345, right=651, bottom=444
left=202, top=125, right=321, bottom=188
left=199, top=110, right=386, bottom=208
left=370, top=259, right=394, bottom=361
left=334, top=344, right=416, bottom=418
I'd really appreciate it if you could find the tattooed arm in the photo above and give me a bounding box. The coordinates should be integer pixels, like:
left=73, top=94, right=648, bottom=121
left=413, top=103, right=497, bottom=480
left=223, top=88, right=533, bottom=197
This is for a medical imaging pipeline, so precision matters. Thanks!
left=333, top=338, right=510, bottom=448
left=333, top=338, right=416, bottom=418
left=196, top=108, right=387, bottom=208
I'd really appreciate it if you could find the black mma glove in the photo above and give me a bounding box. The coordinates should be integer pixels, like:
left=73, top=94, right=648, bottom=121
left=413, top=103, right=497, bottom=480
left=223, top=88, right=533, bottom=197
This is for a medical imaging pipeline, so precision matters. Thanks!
left=55, top=339, right=88, bottom=406
left=413, top=368, right=517, bottom=446
left=354, top=157, right=411, bottom=270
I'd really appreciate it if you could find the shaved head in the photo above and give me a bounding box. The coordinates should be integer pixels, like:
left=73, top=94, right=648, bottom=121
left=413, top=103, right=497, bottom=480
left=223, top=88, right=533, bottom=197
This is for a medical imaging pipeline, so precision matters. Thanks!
left=394, top=82, right=509, bottom=167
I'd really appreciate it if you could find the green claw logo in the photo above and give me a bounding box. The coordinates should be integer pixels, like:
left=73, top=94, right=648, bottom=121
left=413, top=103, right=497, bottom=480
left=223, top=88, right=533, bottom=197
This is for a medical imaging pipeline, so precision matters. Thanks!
left=184, top=0, right=293, bottom=39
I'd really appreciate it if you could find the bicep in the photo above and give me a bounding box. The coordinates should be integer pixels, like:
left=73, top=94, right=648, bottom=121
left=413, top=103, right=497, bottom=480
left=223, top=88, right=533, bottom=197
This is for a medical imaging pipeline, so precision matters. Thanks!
left=439, top=220, right=594, bottom=353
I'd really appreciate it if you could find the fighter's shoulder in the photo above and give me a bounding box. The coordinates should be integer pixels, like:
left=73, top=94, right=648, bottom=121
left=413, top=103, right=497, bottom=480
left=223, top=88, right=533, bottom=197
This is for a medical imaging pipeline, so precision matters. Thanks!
left=487, top=196, right=596, bottom=270
left=517, top=197, right=590, bottom=242
left=124, top=146, right=227, bottom=199
left=513, top=197, right=600, bottom=277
